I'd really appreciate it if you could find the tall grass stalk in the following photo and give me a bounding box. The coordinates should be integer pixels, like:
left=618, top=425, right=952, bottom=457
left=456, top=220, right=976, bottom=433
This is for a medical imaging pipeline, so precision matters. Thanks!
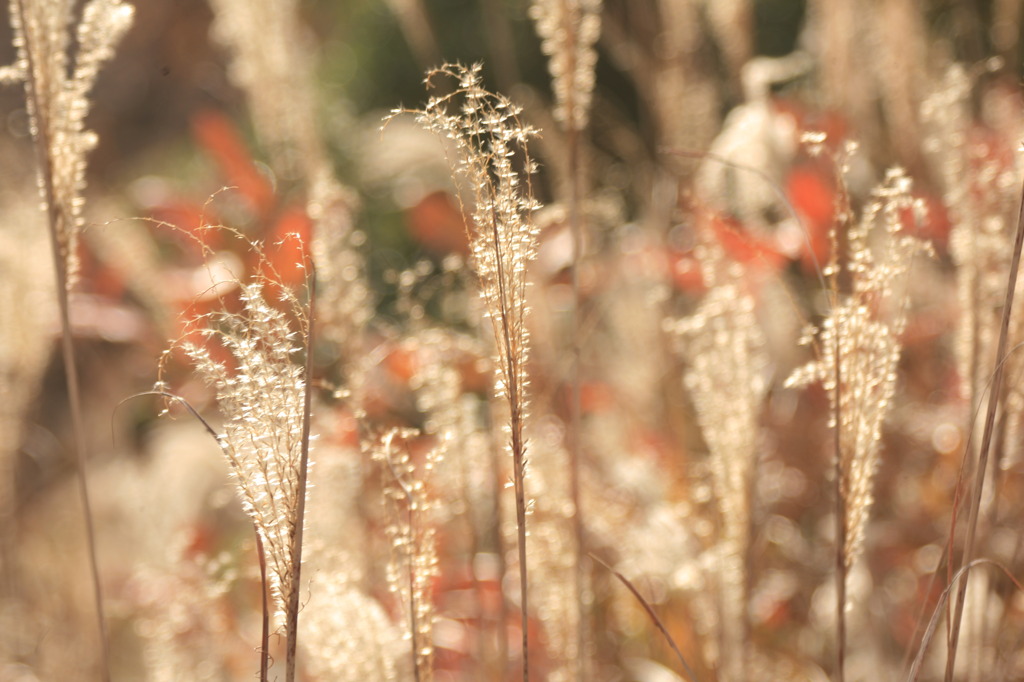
left=943, top=180, right=1024, bottom=682
left=161, top=239, right=315, bottom=680
left=256, top=532, right=270, bottom=682
left=285, top=272, right=315, bottom=682
left=832, top=333, right=847, bottom=682
left=390, top=63, right=542, bottom=681
left=7, top=1, right=134, bottom=677
left=785, top=159, right=926, bottom=682
left=565, top=122, right=588, bottom=682
left=38, top=141, right=109, bottom=682
left=530, top=2, right=602, bottom=675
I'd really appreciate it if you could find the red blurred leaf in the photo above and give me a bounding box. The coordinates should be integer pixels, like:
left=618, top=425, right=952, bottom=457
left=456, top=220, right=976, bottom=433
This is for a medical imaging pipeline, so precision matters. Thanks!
left=579, top=381, right=615, bottom=414
left=385, top=346, right=419, bottom=384
left=77, top=243, right=126, bottom=299
left=669, top=250, right=706, bottom=293
left=258, top=206, right=312, bottom=287
left=774, top=99, right=850, bottom=154
left=405, top=190, right=470, bottom=255
left=709, top=214, right=788, bottom=272
left=904, top=192, right=950, bottom=248
left=149, top=200, right=224, bottom=254
left=191, top=109, right=275, bottom=218
left=786, top=165, right=834, bottom=273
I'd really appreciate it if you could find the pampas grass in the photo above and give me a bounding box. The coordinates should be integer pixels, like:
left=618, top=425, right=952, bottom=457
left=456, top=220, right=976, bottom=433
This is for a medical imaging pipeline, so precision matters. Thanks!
left=10, top=3, right=1024, bottom=681
left=667, top=245, right=768, bottom=681
left=388, top=62, right=541, bottom=681
left=3, top=1, right=134, bottom=678
left=157, top=241, right=315, bottom=681
left=786, top=162, right=931, bottom=680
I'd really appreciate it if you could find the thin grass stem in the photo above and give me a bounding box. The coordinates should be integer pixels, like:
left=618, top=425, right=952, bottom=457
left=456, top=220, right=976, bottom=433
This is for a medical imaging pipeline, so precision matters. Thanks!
left=944, top=179, right=1024, bottom=681
left=590, top=553, right=699, bottom=682
left=909, top=559, right=1024, bottom=682
left=12, top=0, right=109, bottom=675
left=256, top=532, right=270, bottom=682
left=567, top=114, right=589, bottom=682
left=285, top=269, right=316, bottom=682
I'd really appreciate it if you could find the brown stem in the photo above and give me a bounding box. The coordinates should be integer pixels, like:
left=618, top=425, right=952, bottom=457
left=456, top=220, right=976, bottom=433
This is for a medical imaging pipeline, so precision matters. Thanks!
left=383, top=437, right=423, bottom=682
left=487, top=196, right=530, bottom=682
left=285, top=270, right=316, bottom=682
left=488, top=400, right=510, bottom=679
left=834, top=392, right=847, bottom=682
left=256, top=532, right=270, bottom=682
left=408, top=492, right=422, bottom=682
left=567, top=119, right=589, bottom=682
left=511, top=415, right=529, bottom=682
left=826, top=152, right=852, bottom=682
left=944, top=182, right=1024, bottom=680
left=828, top=247, right=846, bottom=682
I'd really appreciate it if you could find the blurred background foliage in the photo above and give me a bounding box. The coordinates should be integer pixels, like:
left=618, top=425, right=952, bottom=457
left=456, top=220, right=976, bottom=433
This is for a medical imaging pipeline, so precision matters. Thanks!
left=6, top=0, right=1024, bottom=680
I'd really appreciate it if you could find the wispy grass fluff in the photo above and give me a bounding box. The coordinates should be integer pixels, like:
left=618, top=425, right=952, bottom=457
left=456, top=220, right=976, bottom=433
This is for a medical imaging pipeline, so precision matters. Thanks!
left=529, top=4, right=601, bottom=670
left=374, top=428, right=439, bottom=682
left=207, top=0, right=322, bottom=181
left=171, top=281, right=311, bottom=623
left=529, top=0, right=602, bottom=131
left=3, top=3, right=133, bottom=677
left=301, top=570, right=410, bottom=682
left=207, top=0, right=372, bottom=395
left=922, top=65, right=1018, bottom=416
left=0, top=192, right=53, bottom=587
left=389, top=62, right=541, bottom=679
left=4, top=0, right=134, bottom=289
left=786, top=166, right=929, bottom=568
left=666, top=247, right=767, bottom=681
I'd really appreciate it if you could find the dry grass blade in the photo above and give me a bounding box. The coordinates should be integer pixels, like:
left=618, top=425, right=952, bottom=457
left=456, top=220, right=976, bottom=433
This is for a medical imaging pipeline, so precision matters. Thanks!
left=908, top=559, right=1024, bottom=682
left=285, top=270, right=315, bottom=682
left=590, top=554, right=699, bottom=682
left=944, top=178, right=1024, bottom=682
left=256, top=533, right=271, bottom=682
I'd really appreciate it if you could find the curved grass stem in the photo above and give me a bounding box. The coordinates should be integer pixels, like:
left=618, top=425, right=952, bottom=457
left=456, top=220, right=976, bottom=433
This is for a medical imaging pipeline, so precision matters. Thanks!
left=943, top=178, right=1024, bottom=682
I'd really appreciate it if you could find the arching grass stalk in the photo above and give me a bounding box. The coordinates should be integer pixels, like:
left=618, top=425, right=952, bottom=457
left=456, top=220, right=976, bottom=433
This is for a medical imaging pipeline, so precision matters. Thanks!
left=139, top=388, right=272, bottom=682
left=590, top=553, right=699, bottom=682
left=943, top=178, right=1024, bottom=682
left=155, top=230, right=315, bottom=682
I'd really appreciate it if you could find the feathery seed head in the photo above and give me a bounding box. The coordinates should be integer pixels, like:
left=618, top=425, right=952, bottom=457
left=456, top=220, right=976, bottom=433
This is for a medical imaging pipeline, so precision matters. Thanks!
left=388, top=64, right=541, bottom=438
left=530, top=0, right=603, bottom=130
left=173, top=278, right=311, bottom=620
left=6, top=0, right=134, bottom=289
left=786, top=167, right=931, bottom=566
